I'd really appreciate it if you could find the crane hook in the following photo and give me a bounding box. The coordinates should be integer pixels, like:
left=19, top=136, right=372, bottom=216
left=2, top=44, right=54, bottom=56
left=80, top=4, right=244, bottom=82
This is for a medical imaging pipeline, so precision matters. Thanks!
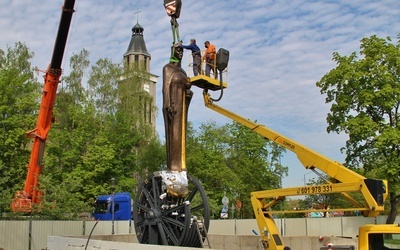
left=164, top=0, right=182, bottom=19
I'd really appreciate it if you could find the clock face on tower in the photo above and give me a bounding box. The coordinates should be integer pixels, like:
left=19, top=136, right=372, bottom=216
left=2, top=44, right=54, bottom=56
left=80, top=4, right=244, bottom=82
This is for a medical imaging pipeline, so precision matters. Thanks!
left=144, top=83, right=150, bottom=93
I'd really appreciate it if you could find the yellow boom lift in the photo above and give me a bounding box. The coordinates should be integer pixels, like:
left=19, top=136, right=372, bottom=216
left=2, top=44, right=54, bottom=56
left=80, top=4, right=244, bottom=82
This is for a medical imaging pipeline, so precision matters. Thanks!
left=188, top=48, right=400, bottom=250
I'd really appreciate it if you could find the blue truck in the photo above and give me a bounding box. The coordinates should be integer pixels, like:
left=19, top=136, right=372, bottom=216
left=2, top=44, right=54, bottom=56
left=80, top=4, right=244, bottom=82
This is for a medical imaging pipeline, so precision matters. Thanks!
left=93, top=192, right=132, bottom=220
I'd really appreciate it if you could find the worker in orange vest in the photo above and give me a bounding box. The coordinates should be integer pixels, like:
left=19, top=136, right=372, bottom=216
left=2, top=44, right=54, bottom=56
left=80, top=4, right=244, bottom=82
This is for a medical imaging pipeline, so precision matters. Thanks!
left=202, top=41, right=217, bottom=78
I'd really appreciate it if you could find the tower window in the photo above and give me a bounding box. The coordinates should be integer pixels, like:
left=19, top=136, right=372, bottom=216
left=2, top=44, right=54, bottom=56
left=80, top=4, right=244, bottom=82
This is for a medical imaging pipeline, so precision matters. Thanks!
left=143, top=56, right=147, bottom=70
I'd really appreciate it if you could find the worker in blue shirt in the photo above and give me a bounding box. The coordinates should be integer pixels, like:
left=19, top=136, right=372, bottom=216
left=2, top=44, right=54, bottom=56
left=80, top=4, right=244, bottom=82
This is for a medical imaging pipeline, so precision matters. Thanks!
left=181, top=39, right=201, bottom=76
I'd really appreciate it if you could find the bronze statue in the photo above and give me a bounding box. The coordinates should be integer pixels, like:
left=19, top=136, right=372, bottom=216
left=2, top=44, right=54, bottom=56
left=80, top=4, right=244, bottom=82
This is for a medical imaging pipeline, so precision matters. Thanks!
left=160, top=44, right=193, bottom=197
left=157, top=0, right=191, bottom=197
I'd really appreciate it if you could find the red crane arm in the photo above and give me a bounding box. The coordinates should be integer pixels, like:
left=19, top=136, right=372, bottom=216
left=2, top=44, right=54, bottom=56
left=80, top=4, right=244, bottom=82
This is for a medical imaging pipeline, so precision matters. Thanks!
left=11, top=0, right=76, bottom=213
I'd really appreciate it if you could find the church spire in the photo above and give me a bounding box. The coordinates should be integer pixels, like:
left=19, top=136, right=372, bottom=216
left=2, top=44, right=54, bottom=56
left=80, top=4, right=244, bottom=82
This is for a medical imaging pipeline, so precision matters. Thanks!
left=124, top=12, right=151, bottom=71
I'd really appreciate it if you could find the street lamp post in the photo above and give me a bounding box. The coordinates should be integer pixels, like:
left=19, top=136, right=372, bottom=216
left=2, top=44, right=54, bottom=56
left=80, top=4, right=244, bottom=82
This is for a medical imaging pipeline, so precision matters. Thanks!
left=110, top=177, right=116, bottom=235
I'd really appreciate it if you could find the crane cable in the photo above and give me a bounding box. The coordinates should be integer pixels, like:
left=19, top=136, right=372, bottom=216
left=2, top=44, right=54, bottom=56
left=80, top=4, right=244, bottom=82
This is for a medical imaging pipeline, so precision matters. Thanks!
left=164, top=0, right=182, bottom=63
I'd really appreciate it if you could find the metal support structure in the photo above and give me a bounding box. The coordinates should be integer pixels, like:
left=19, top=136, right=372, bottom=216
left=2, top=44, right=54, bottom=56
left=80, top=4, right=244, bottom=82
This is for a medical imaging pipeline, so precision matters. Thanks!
left=110, top=177, right=116, bottom=235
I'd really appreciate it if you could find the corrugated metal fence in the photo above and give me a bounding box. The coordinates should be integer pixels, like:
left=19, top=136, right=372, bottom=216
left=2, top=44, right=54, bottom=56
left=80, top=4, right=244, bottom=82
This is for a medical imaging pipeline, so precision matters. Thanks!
left=0, top=216, right=395, bottom=250
left=0, top=220, right=132, bottom=250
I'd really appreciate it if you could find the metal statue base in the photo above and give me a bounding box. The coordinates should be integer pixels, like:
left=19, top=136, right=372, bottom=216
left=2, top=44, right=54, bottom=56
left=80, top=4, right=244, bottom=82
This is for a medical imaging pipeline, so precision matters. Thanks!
left=156, top=170, right=189, bottom=197
left=133, top=173, right=210, bottom=247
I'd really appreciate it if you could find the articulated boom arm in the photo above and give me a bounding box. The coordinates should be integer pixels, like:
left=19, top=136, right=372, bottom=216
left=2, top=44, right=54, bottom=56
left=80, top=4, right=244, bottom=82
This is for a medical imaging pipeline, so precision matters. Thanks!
left=10, top=0, right=76, bottom=213
left=202, top=92, right=387, bottom=213
left=203, top=93, right=361, bottom=182
left=201, top=91, right=387, bottom=250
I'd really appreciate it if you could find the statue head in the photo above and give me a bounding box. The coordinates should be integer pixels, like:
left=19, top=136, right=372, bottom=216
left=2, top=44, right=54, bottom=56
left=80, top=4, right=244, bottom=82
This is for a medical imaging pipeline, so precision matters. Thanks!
left=170, top=43, right=183, bottom=63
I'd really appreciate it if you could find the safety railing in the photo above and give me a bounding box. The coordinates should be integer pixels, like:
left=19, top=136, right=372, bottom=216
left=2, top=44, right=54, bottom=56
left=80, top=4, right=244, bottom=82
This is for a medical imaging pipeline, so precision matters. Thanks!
left=185, top=49, right=228, bottom=83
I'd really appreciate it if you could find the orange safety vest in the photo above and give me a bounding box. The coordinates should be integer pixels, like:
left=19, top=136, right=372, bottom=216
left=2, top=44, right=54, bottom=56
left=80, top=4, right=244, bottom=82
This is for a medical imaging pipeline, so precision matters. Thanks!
left=203, top=44, right=216, bottom=61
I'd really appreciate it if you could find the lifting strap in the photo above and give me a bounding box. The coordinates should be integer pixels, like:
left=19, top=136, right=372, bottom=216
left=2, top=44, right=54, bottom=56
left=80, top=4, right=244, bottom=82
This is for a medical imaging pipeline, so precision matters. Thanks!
left=170, top=18, right=181, bottom=45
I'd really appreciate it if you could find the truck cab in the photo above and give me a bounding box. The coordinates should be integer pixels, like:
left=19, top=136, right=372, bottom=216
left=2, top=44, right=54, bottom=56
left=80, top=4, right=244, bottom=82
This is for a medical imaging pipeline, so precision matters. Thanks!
left=358, top=224, right=400, bottom=250
left=93, top=192, right=132, bottom=220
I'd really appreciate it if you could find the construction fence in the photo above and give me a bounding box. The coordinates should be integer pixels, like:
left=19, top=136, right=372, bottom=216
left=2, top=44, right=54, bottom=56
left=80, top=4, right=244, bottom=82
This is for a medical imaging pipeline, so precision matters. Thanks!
left=0, top=215, right=395, bottom=250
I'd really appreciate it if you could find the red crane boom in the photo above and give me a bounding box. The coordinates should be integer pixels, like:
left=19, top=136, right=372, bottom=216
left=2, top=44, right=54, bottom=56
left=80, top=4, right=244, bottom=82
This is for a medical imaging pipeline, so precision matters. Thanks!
left=10, top=0, right=76, bottom=212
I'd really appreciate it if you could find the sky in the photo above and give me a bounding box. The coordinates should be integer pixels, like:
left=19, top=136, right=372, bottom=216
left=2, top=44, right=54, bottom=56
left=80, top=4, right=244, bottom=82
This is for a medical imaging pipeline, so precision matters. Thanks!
left=1, top=0, right=399, bottom=190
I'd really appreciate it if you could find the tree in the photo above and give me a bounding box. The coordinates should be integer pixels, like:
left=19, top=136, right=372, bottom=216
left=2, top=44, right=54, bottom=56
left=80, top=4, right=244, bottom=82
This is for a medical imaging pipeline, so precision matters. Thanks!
left=186, top=121, right=238, bottom=218
left=0, top=42, right=40, bottom=213
left=186, top=121, right=287, bottom=219
left=45, top=49, right=91, bottom=178
left=87, top=58, right=120, bottom=118
left=316, top=34, right=400, bottom=223
left=41, top=52, right=157, bottom=217
left=225, top=121, right=287, bottom=217
left=136, top=135, right=166, bottom=181
left=41, top=49, right=94, bottom=216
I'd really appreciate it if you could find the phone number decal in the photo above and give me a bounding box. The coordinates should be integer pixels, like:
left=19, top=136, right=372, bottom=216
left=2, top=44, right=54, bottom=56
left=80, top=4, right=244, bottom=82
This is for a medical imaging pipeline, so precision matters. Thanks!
left=297, top=185, right=333, bottom=195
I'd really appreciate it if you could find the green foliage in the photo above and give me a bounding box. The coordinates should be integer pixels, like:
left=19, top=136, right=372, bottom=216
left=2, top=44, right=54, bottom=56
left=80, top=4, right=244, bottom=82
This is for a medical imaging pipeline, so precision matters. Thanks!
left=0, top=42, right=40, bottom=214
left=186, top=121, right=238, bottom=218
left=187, top=121, right=287, bottom=219
left=38, top=174, right=92, bottom=220
left=136, top=135, right=166, bottom=182
left=42, top=51, right=156, bottom=217
left=1, top=43, right=287, bottom=221
left=316, top=34, right=400, bottom=223
left=0, top=45, right=159, bottom=218
left=87, top=58, right=121, bottom=116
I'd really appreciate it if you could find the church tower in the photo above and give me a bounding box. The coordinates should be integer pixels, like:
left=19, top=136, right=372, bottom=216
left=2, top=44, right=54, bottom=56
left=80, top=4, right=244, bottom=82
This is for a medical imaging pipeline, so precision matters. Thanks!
left=123, top=19, right=158, bottom=131
left=124, top=22, right=151, bottom=71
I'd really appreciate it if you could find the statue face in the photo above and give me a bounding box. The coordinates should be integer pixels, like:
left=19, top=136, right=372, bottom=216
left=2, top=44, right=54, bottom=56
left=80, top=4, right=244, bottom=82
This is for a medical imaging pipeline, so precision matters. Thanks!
left=172, top=44, right=183, bottom=61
